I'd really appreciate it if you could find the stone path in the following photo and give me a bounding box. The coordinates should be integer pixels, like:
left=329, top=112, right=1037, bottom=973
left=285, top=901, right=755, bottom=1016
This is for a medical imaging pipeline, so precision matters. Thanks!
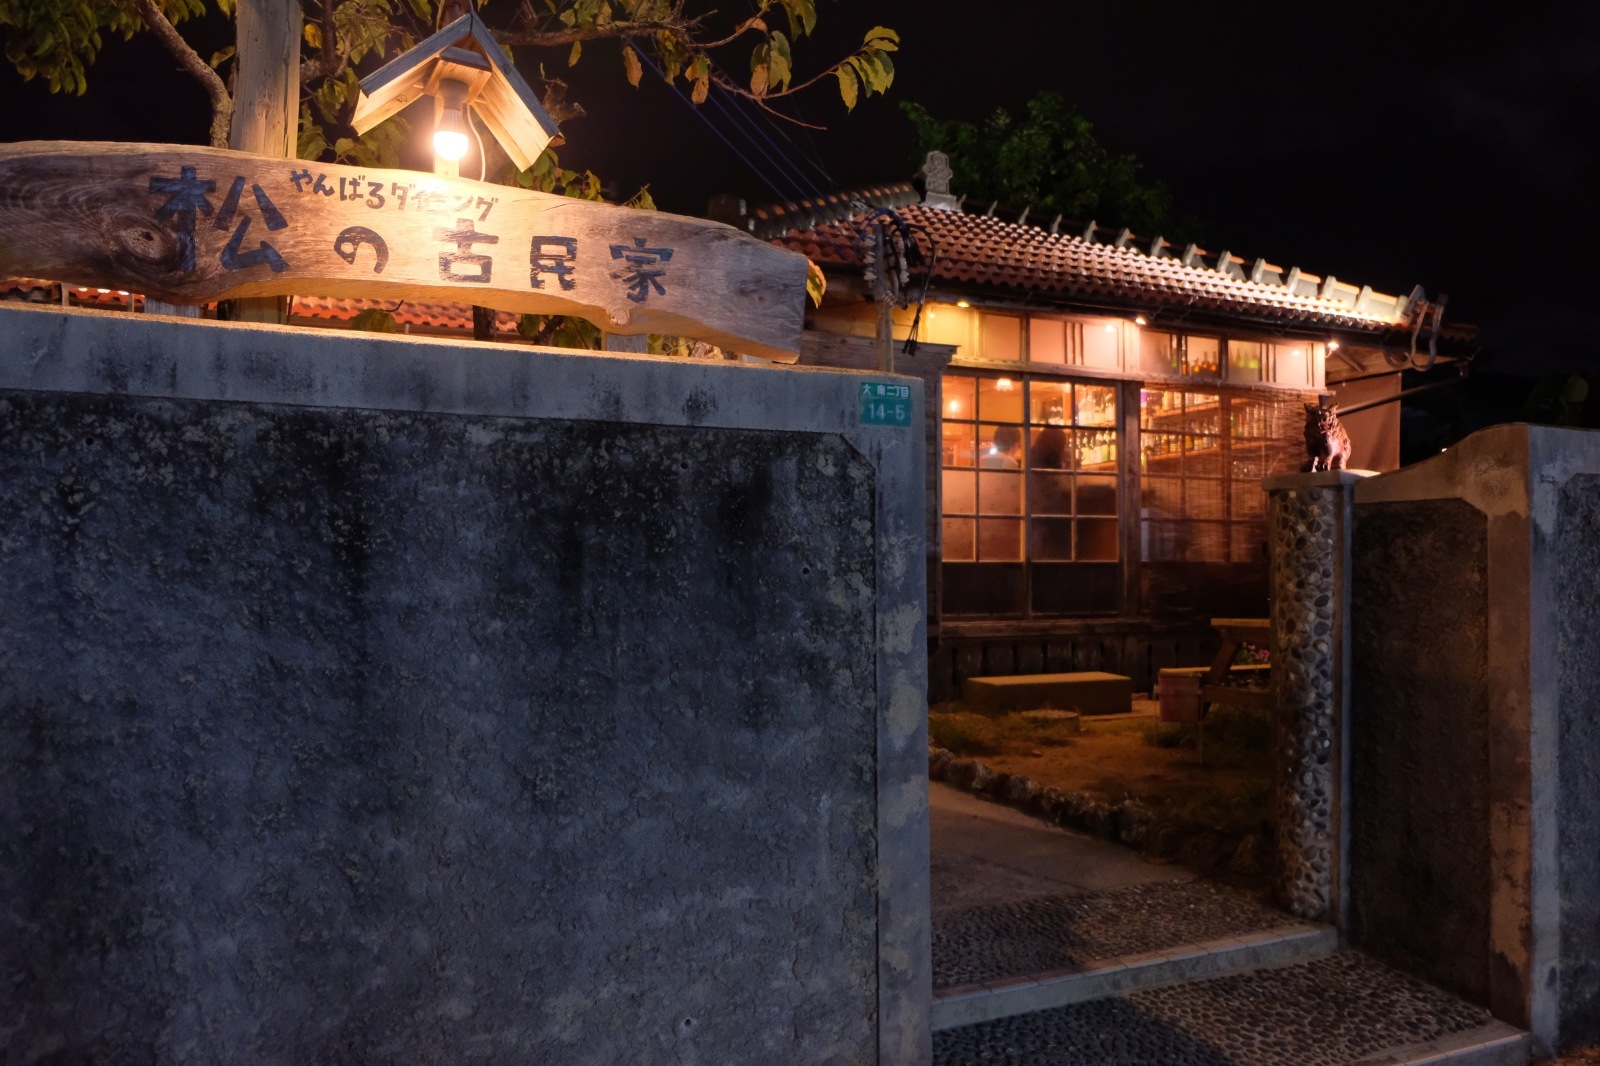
left=934, top=880, right=1290, bottom=989
left=933, top=951, right=1513, bottom=1066
left=928, top=779, right=1531, bottom=1064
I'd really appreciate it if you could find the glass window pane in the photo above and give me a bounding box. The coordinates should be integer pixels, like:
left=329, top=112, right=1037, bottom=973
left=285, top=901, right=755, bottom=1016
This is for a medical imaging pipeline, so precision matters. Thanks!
left=978, top=423, right=1024, bottom=468
left=978, top=471, right=1023, bottom=515
left=1077, top=518, right=1119, bottom=561
left=1071, top=429, right=1117, bottom=471
left=1231, top=522, right=1266, bottom=563
left=1143, top=518, right=1184, bottom=562
left=1139, top=329, right=1181, bottom=376
left=1272, top=343, right=1310, bottom=386
left=1029, top=518, right=1074, bottom=561
left=1029, top=427, right=1071, bottom=470
left=981, top=314, right=1023, bottom=361
left=942, top=375, right=977, bottom=419
left=1028, top=471, right=1073, bottom=515
left=1231, top=482, right=1265, bottom=521
left=942, top=422, right=975, bottom=469
left=1140, top=387, right=1182, bottom=428
left=1228, top=340, right=1265, bottom=382
left=1184, top=335, right=1221, bottom=377
left=943, top=470, right=976, bottom=514
left=1186, top=477, right=1227, bottom=518
left=1082, top=319, right=1121, bottom=368
left=1030, top=317, right=1067, bottom=364
left=1230, top=440, right=1266, bottom=480
left=1142, top=476, right=1184, bottom=516
left=1186, top=438, right=1223, bottom=477
left=1030, top=381, right=1071, bottom=425
left=942, top=518, right=975, bottom=561
left=1077, top=475, right=1118, bottom=516
left=978, top=378, right=1024, bottom=423
left=1074, top=384, right=1118, bottom=426
left=1141, top=432, right=1184, bottom=471
left=977, top=518, right=1024, bottom=561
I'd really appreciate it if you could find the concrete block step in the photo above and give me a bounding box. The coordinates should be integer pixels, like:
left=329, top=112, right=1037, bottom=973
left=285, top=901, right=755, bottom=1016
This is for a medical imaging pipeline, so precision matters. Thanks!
left=933, top=922, right=1336, bottom=1030
left=933, top=879, right=1302, bottom=992
left=932, top=949, right=1530, bottom=1066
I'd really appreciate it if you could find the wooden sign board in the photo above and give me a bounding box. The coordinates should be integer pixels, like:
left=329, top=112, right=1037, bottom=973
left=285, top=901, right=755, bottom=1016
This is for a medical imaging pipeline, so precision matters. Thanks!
left=0, top=141, right=809, bottom=361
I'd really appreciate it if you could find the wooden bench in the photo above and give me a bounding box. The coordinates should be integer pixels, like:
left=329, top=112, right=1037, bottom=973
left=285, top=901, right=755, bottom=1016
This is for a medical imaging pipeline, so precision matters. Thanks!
left=962, top=671, right=1133, bottom=716
left=1201, top=618, right=1272, bottom=712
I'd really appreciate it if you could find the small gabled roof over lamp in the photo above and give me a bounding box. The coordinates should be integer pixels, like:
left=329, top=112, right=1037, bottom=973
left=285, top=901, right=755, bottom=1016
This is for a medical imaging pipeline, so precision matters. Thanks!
left=351, top=10, right=560, bottom=177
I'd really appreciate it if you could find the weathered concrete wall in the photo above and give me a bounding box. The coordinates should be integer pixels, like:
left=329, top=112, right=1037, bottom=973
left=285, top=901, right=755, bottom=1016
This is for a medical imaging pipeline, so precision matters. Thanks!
left=1349, top=424, right=1600, bottom=1054
left=1350, top=497, right=1491, bottom=1003
left=1556, top=475, right=1600, bottom=1049
left=0, top=303, right=930, bottom=1064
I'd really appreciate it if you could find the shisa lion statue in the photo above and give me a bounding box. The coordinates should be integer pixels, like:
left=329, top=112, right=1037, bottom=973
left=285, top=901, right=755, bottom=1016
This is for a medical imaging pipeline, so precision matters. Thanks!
left=1302, top=402, right=1352, bottom=472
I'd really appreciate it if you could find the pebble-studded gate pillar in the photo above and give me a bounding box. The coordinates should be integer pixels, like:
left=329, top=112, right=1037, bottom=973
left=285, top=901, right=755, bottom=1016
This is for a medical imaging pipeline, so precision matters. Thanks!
left=1264, top=471, right=1366, bottom=925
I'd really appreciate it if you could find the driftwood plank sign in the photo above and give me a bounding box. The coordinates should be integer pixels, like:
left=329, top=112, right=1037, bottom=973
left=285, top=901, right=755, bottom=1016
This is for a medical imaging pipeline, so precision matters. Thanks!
left=0, top=141, right=810, bottom=360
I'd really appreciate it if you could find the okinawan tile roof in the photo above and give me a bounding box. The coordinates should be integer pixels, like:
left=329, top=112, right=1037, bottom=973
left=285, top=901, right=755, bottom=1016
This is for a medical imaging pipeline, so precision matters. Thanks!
left=292, top=294, right=517, bottom=334
left=0, top=278, right=508, bottom=335
left=750, top=184, right=1473, bottom=339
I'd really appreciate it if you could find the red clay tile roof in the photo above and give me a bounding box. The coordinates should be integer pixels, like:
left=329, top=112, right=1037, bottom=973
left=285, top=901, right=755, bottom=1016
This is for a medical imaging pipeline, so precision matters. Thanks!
left=0, top=277, right=508, bottom=335
left=750, top=186, right=1473, bottom=341
left=775, top=202, right=1407, bottom=332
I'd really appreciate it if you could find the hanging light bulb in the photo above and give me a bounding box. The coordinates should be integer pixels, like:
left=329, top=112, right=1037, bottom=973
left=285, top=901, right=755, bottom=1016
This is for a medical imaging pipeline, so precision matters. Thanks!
left=433, top=78, right=470, bottom=162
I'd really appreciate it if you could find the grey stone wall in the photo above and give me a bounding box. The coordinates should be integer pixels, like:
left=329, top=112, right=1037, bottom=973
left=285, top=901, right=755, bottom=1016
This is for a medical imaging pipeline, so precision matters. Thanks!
left=1346, top=424, right=1600, bottom=1053
left=1350, top=497, right=1491, bottom=1006
left=1556, top=475, right=1600, bottom=1049
left=0, top=304, right=931, bottom=1064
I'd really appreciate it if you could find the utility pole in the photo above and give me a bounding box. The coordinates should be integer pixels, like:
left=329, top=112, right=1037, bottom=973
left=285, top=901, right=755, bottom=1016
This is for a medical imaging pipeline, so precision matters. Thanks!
left=871, top=223, right=893, bottom=374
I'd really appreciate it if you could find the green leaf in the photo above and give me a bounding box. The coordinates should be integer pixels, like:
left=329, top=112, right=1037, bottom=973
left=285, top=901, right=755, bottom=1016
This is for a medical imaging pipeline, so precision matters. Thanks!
left=303, top=21, right=320, bottom=50
left=208, top=45, right=235, bottom=70
left=621, top=43, right=641, bottom=86
left=568, top=40, right=581, bottom=66
left=836, top=63, right=858, bottom=110
left=864, top=25, right=899, bottom=50
left=749, top=40, right=769, bottom=94
left=767, top=31, right=791, bottom=91
left=350, top=308, right=399, bottom=334
left=806, top=259, right=826, bottom=307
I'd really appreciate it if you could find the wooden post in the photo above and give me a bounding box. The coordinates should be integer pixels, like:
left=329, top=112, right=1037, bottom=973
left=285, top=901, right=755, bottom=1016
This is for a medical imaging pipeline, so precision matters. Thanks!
left=226, top=0, right=300, bottom=324
left=872, top=226, right=893, bottom=374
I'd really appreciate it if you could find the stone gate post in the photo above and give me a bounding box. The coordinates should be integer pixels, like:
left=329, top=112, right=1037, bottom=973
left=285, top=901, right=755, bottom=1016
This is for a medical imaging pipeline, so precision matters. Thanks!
left=1264, top=471, right=1366, bottom=924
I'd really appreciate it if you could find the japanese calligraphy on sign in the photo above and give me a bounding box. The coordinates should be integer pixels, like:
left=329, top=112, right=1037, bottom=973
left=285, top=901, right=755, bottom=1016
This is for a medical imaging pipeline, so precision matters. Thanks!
left=0, top=141, right=811, bottom=362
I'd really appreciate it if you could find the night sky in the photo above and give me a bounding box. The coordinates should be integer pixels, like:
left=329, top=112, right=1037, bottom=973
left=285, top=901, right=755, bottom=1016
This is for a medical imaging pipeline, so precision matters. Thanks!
left=2, top=1, right=1596, bottom=377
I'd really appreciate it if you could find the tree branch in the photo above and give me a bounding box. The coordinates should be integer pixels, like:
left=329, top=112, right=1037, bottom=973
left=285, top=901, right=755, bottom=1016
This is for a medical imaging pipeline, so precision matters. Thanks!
left=711, top=67, right=837, bottom=108
left=299, top=0, right=348, bottom=86
left=133, top=0, right=233, bottom=147
left=495, top=17, right=702, bottom=48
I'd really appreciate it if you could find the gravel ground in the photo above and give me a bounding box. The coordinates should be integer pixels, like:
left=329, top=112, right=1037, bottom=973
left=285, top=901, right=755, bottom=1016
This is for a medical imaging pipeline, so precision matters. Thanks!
left=934, top=950, right=1491, bottom=1065
left=1542, top=1050, right=1600, bottom=1065
left=934, top=879, right=1289, bottom=989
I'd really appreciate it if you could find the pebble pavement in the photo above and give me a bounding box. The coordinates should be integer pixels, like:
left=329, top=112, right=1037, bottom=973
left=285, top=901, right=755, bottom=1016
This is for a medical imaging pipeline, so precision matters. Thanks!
left=933, top=950, right=1492, bottom=1065
left=934, top=879, right=1289, bottom=989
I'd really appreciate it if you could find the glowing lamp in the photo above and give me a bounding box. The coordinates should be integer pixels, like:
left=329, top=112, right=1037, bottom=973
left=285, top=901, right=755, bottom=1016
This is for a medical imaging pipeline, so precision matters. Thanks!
left=956, top=300, right=971, bottom=308
left=1134, top=315, right=1148, bottom=326
left=354, top=11, right=560, bottom=172
left=432, top=80, right=470, bottom=161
